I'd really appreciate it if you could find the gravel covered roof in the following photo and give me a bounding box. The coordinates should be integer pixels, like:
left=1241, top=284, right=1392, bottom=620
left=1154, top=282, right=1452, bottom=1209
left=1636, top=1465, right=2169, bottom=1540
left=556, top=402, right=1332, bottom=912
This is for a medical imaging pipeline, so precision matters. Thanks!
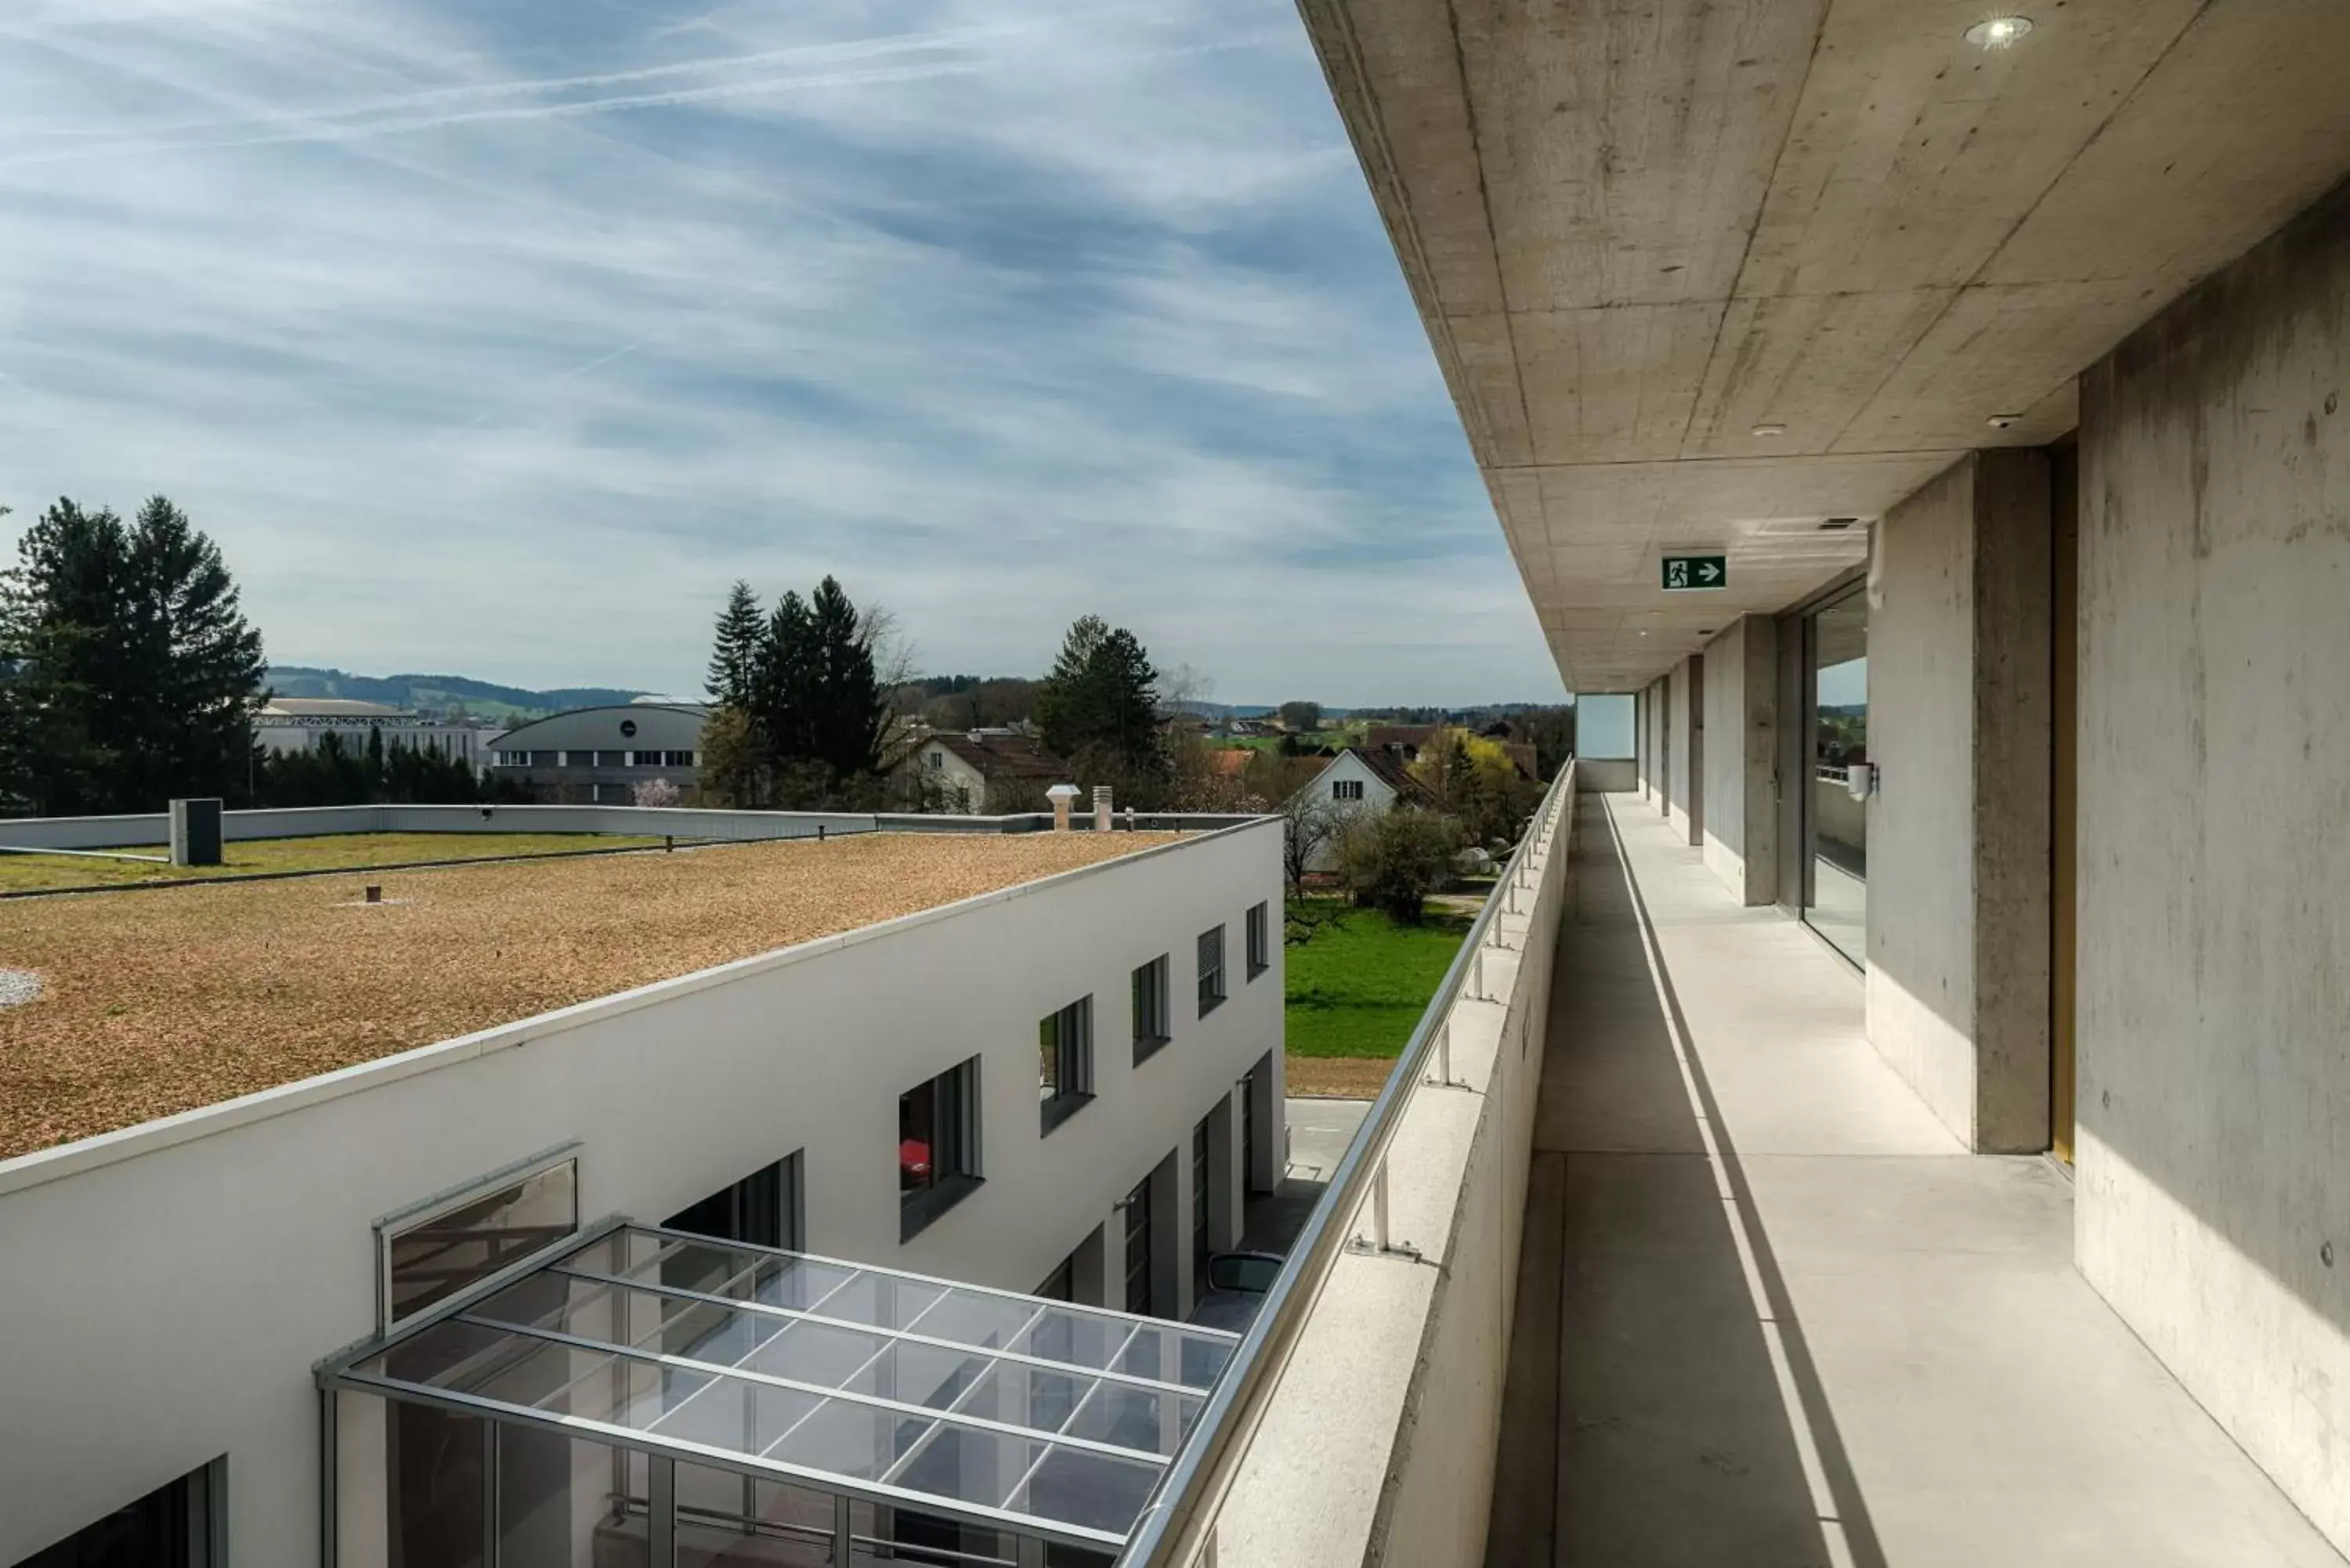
left=0, top=830, right=1170, bottom=1161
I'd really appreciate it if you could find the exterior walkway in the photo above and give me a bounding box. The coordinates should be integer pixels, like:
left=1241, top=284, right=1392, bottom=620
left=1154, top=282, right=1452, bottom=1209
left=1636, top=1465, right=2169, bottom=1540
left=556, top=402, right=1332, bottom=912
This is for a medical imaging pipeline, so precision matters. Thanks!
left=1485, top=793, right=2342, bottom=1567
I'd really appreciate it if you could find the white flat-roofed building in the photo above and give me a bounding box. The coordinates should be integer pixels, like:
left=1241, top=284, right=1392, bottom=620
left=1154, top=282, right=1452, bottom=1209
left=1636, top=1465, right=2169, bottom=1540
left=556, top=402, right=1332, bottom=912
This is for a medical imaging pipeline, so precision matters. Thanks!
left=0, top=821, right=1285, bottom=1568
left=254, top=698, right=481, bottom=767
left=485, top=703, right=706, bottom=804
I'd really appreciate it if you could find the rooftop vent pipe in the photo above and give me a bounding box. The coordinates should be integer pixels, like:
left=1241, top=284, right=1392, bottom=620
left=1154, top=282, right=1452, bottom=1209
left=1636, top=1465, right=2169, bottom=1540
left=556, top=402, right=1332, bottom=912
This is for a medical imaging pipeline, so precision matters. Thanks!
left=1047, top=783, right=1079, bottom=833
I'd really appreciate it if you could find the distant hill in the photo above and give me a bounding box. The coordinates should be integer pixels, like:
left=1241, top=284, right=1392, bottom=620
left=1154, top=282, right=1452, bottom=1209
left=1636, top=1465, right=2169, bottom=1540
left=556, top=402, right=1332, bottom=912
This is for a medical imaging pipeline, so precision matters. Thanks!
left=266, top=667, right=653, bottom=724
left=1173, top=703, right=1351, bottom=721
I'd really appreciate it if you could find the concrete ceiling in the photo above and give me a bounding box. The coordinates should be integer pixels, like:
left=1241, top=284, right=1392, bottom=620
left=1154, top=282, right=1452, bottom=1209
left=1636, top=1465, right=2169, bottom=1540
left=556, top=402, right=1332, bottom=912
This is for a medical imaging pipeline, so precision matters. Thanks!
left=1298, top=0, right=2350, bottom=691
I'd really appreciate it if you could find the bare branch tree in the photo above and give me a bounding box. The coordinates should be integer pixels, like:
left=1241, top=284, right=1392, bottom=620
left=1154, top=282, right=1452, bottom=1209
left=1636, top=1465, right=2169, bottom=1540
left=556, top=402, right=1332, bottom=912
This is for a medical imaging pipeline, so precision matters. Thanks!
left=856, top=603, right=922, bottom=768
left=1160, top=662, right=1214, bottom=719
left=1280, top=791, right=1343, bottom=899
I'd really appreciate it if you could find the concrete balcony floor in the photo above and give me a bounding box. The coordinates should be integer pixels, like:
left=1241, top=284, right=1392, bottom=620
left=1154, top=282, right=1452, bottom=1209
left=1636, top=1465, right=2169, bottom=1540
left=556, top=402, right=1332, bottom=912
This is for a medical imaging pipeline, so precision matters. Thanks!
left=1486, top=793, right=2344, bottom=1568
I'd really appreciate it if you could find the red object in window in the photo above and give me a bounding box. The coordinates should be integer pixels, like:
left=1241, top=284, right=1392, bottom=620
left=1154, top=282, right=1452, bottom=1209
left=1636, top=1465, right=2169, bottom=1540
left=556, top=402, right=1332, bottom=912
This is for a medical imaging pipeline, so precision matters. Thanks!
left=898, top=1140, right=932, bottom=1181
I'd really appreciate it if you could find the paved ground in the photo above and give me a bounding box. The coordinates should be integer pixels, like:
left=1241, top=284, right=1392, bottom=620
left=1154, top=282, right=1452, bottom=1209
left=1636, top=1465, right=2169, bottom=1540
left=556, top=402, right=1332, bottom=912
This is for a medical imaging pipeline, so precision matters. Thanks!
left=1238, top=1097, right=1369, bottom=1257
left=1484, top=793, right=2344, bottom=1568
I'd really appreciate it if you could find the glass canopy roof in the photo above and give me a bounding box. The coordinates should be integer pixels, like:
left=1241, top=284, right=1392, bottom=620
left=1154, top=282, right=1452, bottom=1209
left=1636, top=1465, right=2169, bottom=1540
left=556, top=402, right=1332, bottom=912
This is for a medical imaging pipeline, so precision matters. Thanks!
left=322, top=1221, right=1238, bottom=1550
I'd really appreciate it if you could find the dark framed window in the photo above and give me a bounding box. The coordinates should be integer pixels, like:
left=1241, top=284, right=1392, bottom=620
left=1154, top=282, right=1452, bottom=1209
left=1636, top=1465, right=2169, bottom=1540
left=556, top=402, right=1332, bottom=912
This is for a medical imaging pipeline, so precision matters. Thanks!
left=1196, top=926, right=1226, bottom=1017
left=20, top=1460, right=223, bottom=1568
left=1123, top=1172, right=1154, bottom=1315
left=1246, top=901, right=1270, bottom=980
left=1132, top=955, right=1172, bottom=1064
left=1192, top=1115, right=1213, bottom=1285
left=378, top=1151, right=579, bottom=1330
left=900, top=1057, right=982, bottom=1240
left=664, top=1150, right=803, bottom=1252
left=1039, top=996, right=1095, bottom=1134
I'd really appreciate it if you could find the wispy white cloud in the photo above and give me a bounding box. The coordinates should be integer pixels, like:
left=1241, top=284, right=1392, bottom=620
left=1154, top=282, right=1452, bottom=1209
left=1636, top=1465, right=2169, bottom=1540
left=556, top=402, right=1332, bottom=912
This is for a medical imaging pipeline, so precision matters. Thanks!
left=0, top=0, right=1560, bottom=706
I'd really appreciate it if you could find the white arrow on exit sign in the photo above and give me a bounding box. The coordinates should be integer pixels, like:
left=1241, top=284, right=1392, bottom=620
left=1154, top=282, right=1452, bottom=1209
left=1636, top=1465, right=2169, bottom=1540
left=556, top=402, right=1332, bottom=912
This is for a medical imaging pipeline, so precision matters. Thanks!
left=1661, top=554, right=1728, bottom=591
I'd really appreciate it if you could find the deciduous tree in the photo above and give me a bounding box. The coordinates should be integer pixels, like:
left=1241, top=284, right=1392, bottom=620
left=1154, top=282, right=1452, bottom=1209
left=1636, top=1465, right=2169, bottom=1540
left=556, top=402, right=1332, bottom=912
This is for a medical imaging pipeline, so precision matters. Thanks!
left=1279, top=790, right=1343, bottom=898
left=1332, top=806, right=1463, bottom=923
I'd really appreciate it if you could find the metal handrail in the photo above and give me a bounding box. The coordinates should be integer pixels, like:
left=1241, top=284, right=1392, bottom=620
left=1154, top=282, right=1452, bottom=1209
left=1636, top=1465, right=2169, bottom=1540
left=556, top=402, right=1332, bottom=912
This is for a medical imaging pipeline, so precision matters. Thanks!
left=1115, top=759, right=1577, bottom=1566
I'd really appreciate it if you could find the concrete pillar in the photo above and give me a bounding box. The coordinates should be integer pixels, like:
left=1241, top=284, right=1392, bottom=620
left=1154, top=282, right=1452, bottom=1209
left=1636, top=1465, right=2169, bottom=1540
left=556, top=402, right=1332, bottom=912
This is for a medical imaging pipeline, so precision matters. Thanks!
left=1148, top=1148, right=1181, bottom=1321
left=1650, top=676, right=1670, bottom=816
left=1070, top=1222, right=1109, bottom=1309
left=1864, top=449, right=2052, bottom=1154
left=1636, top=691, right=1654, bottom=804
left=1698, top=617, right=1778, bottom=905
left=1098, top=1199, right=1129, bottom=1313
left=1665, top=656, right=1704, bottom=847
left=1213, top=1089, right=1242, bottom=1255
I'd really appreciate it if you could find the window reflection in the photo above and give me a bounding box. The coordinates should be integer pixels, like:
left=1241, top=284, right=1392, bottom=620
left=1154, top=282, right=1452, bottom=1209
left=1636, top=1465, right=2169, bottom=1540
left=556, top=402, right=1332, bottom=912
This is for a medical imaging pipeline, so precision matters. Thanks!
left=1806, top=591, right=1868, bottom=964
left=385, top=1159, right=578, bottom=1327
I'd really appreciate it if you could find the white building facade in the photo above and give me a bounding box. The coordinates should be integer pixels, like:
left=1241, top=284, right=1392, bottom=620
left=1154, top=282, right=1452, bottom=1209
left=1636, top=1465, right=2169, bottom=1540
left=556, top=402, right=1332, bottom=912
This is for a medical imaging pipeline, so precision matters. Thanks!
left=483, top=704, right=706, bottom=804
left=254, top=699, right=481, bottom=767
left=1287, top=748, right=1432, bottom=869
left=0, top=822, right=1285, bottom=1567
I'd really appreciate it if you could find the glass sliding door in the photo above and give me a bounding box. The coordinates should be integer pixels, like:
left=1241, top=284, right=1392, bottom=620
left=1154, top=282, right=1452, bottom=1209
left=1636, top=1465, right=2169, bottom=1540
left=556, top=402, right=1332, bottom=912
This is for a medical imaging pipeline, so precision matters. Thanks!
left=1805, top=590, right=1869, bottom=964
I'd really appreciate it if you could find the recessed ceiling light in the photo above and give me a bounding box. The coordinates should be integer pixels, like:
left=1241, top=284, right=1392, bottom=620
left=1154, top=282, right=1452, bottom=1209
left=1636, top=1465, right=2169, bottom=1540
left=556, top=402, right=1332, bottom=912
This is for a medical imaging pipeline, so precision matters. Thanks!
left=1752, top=422, right=1788, bottom=437
left=1965, top=16, right=2032, bottom=49
left=1987, top=413, right=2022, bottom=428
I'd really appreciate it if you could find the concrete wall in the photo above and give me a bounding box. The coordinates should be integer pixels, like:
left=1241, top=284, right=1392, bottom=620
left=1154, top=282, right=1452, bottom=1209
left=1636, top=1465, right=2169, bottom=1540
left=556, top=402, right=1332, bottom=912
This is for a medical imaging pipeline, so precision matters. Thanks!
left=0, top=825, right=1283, bottom=1567
left=1217, top=775, right=1574, bottom=1568
left=1698, top=618, right=1777, bottom=905
left=2073, top=180, right=2350, bottom=1559
left=1665, top=658, right=1702, bottom=846
left=1864, top=452, right=2052, bottom=1152
left=1574, top=757, right=1636, bottom=792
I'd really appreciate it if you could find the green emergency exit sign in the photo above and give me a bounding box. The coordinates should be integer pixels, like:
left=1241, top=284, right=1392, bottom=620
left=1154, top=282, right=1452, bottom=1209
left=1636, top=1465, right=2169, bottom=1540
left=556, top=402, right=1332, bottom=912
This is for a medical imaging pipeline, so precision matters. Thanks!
left=1661, top=554, right=1727, bottom=591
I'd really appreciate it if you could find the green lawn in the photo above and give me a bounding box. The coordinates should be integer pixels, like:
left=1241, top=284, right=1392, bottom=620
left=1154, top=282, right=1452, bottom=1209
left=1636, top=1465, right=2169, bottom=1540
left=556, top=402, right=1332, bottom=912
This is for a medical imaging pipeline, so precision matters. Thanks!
left=1285, top=899, right=1474, bottom=1058
left=0, top=832, right=667, bottom=894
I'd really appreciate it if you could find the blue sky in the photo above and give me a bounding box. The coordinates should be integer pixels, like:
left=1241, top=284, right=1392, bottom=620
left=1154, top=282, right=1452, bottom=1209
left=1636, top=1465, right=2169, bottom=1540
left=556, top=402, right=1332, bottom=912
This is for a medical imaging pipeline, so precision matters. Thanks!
left=0, top=0, right=1561, bottom=708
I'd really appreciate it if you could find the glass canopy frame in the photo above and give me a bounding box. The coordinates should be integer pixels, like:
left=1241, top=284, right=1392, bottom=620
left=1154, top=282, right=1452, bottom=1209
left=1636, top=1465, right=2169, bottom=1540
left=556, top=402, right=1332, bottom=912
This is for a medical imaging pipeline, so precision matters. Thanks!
left=319, top=1217, right=1239, bottom=1558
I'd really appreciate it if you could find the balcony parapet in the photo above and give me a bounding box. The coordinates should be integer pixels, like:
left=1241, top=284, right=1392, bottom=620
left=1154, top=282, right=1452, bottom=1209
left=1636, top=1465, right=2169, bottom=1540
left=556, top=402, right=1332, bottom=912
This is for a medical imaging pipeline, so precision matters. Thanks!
left=1120, top=764, right=1578, bottom=1568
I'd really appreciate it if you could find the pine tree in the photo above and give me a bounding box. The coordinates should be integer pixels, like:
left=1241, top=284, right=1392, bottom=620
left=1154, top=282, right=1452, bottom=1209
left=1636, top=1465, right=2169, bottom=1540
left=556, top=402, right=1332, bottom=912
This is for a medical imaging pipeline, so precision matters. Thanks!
left=0, top=500, right=131, bottom=813
left=1034, top=615, right=1166, bottom=777
left=120, top=497, right=267, bottom=811
left=805, top=575, right=883, bottom=779
left=755, top=589, right=817, bottom=764
left=1033, top=616, right=1109, bottom=761
left=0, top=496, right=262, bottom=813
left=705, top=580, right=765, bottom=707
left=1090, top=627, right=1165, bottom=774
